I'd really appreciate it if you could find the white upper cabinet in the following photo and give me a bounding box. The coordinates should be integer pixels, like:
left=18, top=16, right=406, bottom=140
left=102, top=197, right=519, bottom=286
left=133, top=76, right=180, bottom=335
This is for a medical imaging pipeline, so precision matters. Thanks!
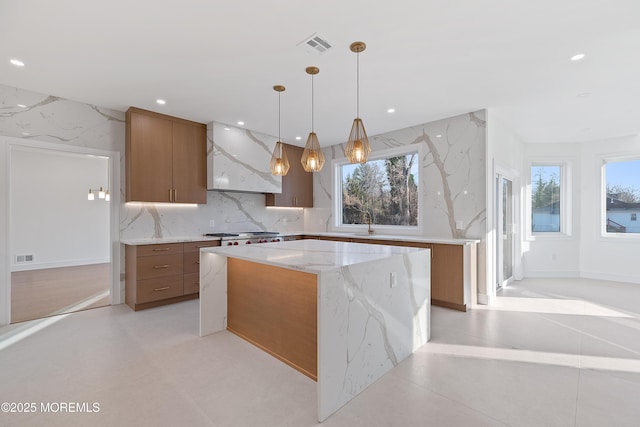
left=207, top=122, right=282, bottom=193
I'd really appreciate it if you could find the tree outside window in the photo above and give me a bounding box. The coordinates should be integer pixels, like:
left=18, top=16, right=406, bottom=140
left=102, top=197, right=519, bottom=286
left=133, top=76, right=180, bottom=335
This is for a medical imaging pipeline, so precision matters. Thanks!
left=531, top=165, right=561, bottom=232
left=341, top=152, right=418, bottom=227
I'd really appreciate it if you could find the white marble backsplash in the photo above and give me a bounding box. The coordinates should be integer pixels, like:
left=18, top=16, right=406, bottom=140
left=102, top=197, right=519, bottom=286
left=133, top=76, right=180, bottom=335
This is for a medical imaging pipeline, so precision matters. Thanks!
left=306, top=110, right=487, bottom=241
left=121, top=191, right=304, bottom=240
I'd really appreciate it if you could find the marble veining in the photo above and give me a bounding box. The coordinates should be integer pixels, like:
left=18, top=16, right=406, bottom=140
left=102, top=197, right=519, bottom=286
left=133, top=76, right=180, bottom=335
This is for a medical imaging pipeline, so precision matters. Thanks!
left=306, top=110, right=486, bottom=242
left=207, top=122, right=281, bottom=193
left=199, top=239, right=430, bottom=421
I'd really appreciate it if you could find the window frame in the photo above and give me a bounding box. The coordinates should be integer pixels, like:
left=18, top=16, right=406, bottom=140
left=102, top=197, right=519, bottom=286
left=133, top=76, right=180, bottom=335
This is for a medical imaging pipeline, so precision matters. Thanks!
left=331, top=144, right=424, bottom=236
left=601, top=155, right=640, bottom=239
left=526, top=159, right=572, bottom=240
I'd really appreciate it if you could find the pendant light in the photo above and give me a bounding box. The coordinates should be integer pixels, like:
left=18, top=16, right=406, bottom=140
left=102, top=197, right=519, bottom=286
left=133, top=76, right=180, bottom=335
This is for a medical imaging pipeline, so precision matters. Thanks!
left=345, top=41, right=371, bottom=164
left=301, top=66, right=325, bottom=172
left=270, top=85, right=290, bottom=176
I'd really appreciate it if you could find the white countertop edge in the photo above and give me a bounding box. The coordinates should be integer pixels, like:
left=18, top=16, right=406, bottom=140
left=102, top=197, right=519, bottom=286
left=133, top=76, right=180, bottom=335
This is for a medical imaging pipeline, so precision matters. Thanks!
left=121, top=236, right=222, bottom=245
left=200, top=240, right=430, bottom=273
left=290, top=232, right=480, bottom=245
left=121, top=232, right=479, bottom=246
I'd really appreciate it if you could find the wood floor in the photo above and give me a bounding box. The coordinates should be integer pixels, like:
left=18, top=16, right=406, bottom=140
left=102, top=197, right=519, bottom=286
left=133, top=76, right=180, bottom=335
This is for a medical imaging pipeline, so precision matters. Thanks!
left=11, top=263, right=111, bottom=324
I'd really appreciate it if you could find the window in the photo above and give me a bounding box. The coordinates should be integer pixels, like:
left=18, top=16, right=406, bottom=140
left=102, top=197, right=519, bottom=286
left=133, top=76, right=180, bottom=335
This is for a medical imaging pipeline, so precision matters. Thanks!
left=335, top=147, right=420, bottom=230
left=604, top=158, right=640, bottom=234
left=531, top=165, right=562, bottom=233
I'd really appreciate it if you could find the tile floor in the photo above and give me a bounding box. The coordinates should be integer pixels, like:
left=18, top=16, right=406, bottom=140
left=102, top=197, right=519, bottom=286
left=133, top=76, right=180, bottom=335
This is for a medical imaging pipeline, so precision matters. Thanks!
left=0, top=277, right=639, bottom=426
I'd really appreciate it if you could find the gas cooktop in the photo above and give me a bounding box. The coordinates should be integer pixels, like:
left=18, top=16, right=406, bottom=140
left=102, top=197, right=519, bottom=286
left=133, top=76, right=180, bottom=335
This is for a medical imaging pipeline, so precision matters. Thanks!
left=204, top=231, right=279, bottom=238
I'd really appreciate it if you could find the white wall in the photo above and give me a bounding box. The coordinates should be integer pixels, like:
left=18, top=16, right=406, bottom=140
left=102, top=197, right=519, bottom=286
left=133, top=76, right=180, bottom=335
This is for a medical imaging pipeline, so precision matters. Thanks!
left=10, top=146, right=110, bottom=271
left=522, top=142, right=581, bottom=278
left=486, top=109, right=525, bottom=301
left=578, top=135, right=640, bottom=284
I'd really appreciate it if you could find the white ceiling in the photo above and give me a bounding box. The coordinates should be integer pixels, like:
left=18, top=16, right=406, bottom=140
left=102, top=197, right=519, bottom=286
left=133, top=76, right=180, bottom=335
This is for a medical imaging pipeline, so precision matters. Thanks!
left=2, top=0, right=639, bottom=146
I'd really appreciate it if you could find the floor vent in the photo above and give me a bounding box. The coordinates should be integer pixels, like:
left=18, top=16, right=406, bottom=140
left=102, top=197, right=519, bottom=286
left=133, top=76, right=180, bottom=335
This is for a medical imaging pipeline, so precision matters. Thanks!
left=16, top=254, right=34, bottom=263
left=297, top=33, right=332, bottom=55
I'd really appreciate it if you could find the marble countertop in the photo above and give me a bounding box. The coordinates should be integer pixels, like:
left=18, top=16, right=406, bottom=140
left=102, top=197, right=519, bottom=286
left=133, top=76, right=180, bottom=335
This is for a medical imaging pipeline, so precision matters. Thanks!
left=287, top=232, right=479, bottom=245
left=201, top=239, right=427, bottom=274
left=122, top=232, right=478, bottom=246
left=121, top=236, right=222, bottom=245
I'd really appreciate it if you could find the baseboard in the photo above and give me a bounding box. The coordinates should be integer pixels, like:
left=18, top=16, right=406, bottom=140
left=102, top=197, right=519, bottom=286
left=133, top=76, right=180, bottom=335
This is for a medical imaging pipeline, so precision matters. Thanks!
left=523, top=270, right=580, bottom=279
left=580, top=271, right=640, bottom=285
left=11, top=257, right=110, bottom=272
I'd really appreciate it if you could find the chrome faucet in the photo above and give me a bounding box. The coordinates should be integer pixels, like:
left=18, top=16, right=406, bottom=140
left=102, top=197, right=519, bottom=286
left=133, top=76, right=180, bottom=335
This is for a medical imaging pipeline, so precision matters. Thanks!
left=363, top=212, right=375, bottom=234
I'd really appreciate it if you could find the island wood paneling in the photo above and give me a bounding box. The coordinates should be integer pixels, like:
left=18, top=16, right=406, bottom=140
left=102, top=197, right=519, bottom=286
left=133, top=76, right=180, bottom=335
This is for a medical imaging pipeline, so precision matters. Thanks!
left=227, top=258, right=318, bottom=380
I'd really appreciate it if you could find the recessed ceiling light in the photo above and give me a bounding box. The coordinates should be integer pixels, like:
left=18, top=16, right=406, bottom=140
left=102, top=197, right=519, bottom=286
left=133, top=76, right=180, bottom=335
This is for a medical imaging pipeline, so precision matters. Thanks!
left=295, top=136, right=302, bottom=140
left=17, top=104, right=27, bottom=108
left=10, top=59, right=25, bottom=67
left=387, top=108, right=396, bottom=113
left=224, top=127, right=231, bottom=131
left=570, top=53, right=585, bottom=61
left=237, top=121, right=245, bottom=126
left=156, top=99, right=166, bottom=105
left=22, top=132, right=30, bottom=136
left=435, top=134, right=442, bottom=138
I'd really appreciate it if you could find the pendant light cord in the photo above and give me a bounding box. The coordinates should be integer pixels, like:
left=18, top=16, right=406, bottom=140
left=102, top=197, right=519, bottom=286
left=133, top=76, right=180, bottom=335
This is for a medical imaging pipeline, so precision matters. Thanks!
left=356, top=51, right=360, bottom=119
left=311, top=74, right=315, bottom=132
left=278, top=91, right=281, bottom=140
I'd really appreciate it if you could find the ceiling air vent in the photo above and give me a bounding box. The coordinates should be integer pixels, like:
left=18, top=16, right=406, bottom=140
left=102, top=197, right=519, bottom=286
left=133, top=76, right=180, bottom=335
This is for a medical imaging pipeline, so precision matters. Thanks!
left=297, top=33, right=332, bottom=55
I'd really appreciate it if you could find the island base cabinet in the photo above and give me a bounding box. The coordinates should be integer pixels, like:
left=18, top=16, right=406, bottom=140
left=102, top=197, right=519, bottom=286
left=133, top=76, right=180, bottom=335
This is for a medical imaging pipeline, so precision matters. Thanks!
left=226, top=258, right=318, bottom=380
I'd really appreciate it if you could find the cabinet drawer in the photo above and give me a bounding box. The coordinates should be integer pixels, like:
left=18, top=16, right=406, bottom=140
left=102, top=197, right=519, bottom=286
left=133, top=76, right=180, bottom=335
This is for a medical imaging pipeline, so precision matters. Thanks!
left=137, top=253, right=183, bottom=280
left=183, top=272, right=200, bottom=295
left=183, top=240, right=220, bottom=252
left=136, top=276, right=184, bottom=303
left=183, top=251, right=200, bottom=274
left=137, top=243, right=183, bottom=257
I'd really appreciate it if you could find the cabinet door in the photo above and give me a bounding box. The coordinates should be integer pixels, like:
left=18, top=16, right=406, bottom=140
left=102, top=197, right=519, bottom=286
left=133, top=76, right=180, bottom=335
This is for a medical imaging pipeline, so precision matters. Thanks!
left=172, top=121, right=207, bottom=204
left=289, top=145, right=313, bottom=207
left=127, top=110, right=173, bottom=202
left=431, top=244, right=464, bottom=306
left=266, top=144, right=313, bottom=207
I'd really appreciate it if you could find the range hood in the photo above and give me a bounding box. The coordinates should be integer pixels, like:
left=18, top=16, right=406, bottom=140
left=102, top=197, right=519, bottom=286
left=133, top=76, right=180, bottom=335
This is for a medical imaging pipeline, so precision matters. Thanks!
left=207, top=122, right=282, bottom=194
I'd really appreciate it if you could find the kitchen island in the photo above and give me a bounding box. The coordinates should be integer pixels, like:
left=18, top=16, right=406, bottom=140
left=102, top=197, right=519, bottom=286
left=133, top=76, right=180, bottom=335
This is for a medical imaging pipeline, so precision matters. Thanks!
left=199, top=239, right=430, bottom=422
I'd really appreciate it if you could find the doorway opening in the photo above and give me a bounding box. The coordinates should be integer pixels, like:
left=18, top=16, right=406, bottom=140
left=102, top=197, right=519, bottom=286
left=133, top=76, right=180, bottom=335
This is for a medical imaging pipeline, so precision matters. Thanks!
left=496, top=173, right=515, bottom=290
left=9, top=144, right=115, bottom=323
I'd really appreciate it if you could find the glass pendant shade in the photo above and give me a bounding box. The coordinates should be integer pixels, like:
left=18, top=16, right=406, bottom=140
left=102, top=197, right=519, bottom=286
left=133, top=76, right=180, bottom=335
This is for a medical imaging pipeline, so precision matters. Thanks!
left=88, top=189, right=94, bottom=200
left=105, top=191, right=110, bottom=202
left=98, top=186, right=106, bottom=199
left=270, top=141, right=290, bottom=176
left=345, top=118, right=370, bottom=164
left=301, top=132, right=324, bottom=172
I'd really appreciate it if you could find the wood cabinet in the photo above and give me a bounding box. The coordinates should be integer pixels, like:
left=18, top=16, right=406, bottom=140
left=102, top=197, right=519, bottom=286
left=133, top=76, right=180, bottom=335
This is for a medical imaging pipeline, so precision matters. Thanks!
left=125, top=240, right=220, bottom=311
left=305, top=235, right=476, bottom=312
left=265, top=144, right=313, bottom=208
left=126, top=107, right=207, bottom=204
left=183, top=240, right=220, bottom=295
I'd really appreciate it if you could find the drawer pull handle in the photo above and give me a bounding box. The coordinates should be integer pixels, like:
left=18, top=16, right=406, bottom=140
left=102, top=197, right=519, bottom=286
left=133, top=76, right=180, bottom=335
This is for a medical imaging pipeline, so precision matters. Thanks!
left=195, top=261, right=200, bottom=264
left=152, top=248, right=170, bottom=252
left=154, top=264, right=170, bottom=269
left=154, top=286, right=171, bottom=292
